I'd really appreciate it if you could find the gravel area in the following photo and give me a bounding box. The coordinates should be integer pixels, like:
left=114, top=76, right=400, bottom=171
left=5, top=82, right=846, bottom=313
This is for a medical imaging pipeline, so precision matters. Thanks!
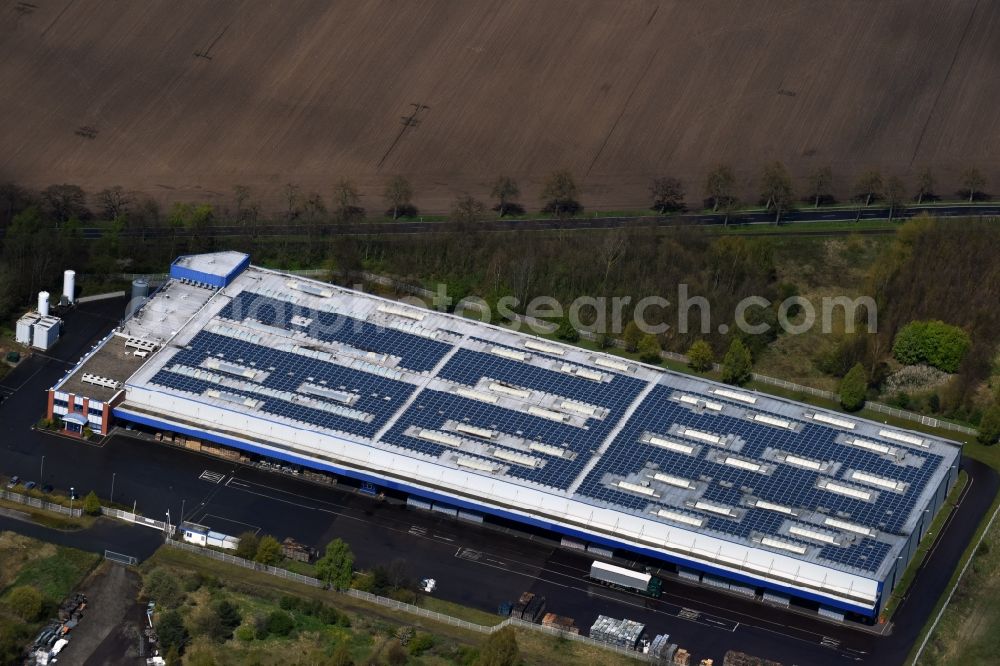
left=59, top=561, right=143, bottom=666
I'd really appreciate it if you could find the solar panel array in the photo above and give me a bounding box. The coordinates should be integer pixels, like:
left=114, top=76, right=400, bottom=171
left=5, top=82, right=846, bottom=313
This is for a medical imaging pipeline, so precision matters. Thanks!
left=575, top=385, right=944, bottom=574
left=381, top=348, right=646, bottom=487
left=150, top=331, right=414, bottom=439
left=136, top=279, right=956, bottom=579
left=218, top=291, right=451, bottom=372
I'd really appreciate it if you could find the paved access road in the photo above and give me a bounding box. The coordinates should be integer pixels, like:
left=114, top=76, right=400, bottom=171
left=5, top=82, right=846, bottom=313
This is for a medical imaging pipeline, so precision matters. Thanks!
left=0, top=299, right=994, bottom=665
left=62, top=203, right=1000, bottom=241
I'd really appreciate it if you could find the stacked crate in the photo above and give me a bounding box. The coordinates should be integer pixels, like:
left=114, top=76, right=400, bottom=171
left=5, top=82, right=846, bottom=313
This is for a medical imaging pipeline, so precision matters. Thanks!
left=588, top=615, right=645, bottom=649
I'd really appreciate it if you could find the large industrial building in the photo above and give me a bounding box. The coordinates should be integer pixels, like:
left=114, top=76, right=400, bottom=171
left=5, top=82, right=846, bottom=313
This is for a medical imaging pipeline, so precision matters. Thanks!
left=49, top=252, right=961, bottom=619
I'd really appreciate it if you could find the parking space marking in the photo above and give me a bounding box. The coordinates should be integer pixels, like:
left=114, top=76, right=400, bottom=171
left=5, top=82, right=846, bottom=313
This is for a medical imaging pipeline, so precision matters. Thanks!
left=199, top=470, right=226, bottom=484
left=200, top=512, right=262, bottom=535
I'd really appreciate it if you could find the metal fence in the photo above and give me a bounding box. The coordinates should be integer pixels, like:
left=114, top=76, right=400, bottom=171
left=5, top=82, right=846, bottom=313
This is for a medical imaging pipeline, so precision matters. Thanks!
left=105, top=550, right=139, bottom=566
left=0, top=489, right=82, bottom=517
left=164, top=540, right=322, bottom=587
left=102, top=506, right=176, bottom=536
left=165, top=540, right=656, bottom=661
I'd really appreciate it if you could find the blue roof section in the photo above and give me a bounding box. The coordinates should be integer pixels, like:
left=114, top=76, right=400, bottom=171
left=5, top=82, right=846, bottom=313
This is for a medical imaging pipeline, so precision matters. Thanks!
left=169, top=252, right=249, bottom=288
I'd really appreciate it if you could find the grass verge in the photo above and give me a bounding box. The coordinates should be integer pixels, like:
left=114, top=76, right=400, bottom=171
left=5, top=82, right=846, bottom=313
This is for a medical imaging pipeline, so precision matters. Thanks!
left=881, top=471, right=969, bottom=619
left=145, top=546, right=643, bottom=665
left=0, top=496, right=96, bottom=530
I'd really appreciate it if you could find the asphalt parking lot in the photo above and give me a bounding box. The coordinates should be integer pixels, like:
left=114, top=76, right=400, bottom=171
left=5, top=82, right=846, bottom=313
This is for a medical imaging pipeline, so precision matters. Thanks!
left=0, top=297, right=993, bottom=665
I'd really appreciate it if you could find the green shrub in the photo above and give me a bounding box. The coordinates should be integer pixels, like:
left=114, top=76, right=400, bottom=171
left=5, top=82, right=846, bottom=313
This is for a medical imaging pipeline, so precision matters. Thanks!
left=686, top=339, right=715, bottom=372
left=265, top=610, right=295, bottom=637
left=554, top=317, right=579, bottom=343
left=144, top=568, right=185, bottom=608
left=839, top=363, right=868, bottom=412
left=892, top=320, right=970, bottom=372
left=234, top=531, right=259, bottom=560
left=979, top=406, right=1000, bottom=445
left=6, top=586, right=43, bottom=622
left=254, top=535, right=282, bottom=565
left=409, top=632, right=435, bottom=655
left=638, top=334, right=662, bottom=364
left=157, top=610, right=189, bottom=656
left=82, top=491, right=101, bottom=516
left=721, top=339, right=753, bottom=386
left=234, top=625, right=255, bottom=642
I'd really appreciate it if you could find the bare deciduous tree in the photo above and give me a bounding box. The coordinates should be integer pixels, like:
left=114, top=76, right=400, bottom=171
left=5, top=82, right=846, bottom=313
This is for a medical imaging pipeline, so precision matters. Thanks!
left=332, top=179, right=364, bottom=221
left=491, top=176, right=520, bottom=217
left=759, top=161, right=794, bottom=224
left=451, top=194, right=485, bottom=225
left=650, top=177, right=685, bottom=213
left=960, top=167, right=985, bottom=202
left=383, top=176, right=413, bottom=220
left=599, top=228, right=628, bottom=289
left=283, top=183, right=301, bottom=220
left=42, top=184, right=89, bottom=223
left=882, top=175, right=906, bottom=222
left=233, top=184, right=251, bottom=222
left=915, top=167, right=934, bottom=204
left=704, top=165, right=735, bottom=213
left=854, top=170, right=883, bottom=207
left=97, top=186, right=131, bottom=221
left=541, top=170, right=581, bottom=218
left=806, top=166, right=832, bottom=208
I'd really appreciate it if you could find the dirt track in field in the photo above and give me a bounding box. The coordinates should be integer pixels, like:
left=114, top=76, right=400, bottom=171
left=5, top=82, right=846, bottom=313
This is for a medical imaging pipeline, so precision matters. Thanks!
left=1, top=0, right=998, bottom=213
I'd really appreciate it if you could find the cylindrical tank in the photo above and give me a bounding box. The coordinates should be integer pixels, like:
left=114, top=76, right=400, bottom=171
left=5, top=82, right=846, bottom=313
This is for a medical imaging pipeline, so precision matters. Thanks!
left=126, top=279, right=150, bottom=319
left=131, top=279, right=149, bottom=303
left=62, top=270, right=76, bottom=303
left=38, top=291, right=50, bottom=317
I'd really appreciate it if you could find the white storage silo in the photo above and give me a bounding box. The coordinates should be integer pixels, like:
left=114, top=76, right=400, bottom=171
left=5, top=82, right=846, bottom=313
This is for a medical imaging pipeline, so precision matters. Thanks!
left=62, top=270, right=76, bottom=304
left=38, top=291, right=50, bottom=316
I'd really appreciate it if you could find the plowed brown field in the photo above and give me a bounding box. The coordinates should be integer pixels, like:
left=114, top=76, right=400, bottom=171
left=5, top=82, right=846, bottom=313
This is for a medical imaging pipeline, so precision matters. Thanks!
left=1, top=0, right=998, bottom=213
